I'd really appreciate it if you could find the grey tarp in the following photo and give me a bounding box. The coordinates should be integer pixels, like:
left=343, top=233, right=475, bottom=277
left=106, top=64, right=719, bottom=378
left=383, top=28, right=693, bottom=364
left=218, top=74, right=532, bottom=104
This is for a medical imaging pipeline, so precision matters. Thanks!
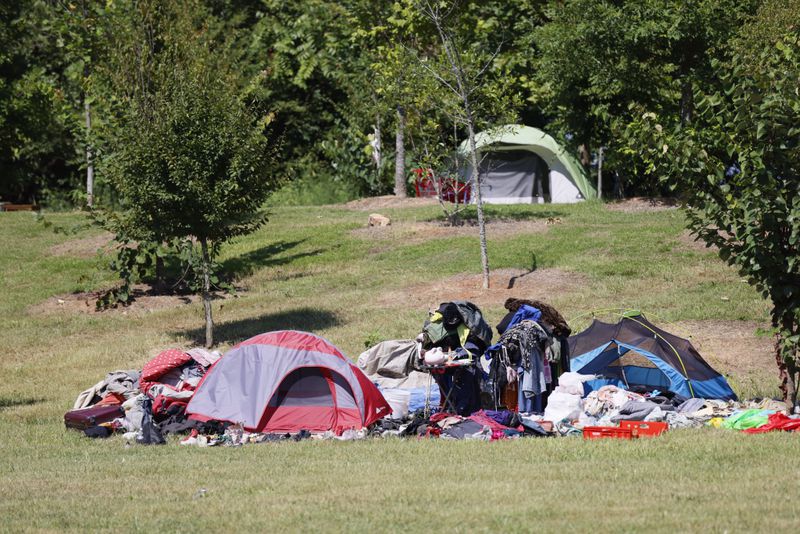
left=358, top=340, right=430, bottom=389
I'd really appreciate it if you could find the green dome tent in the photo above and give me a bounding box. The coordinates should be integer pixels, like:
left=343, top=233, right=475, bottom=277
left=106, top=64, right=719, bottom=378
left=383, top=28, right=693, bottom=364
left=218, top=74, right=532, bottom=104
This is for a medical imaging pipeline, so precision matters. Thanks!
left=458, top=124, right=596, bottom=204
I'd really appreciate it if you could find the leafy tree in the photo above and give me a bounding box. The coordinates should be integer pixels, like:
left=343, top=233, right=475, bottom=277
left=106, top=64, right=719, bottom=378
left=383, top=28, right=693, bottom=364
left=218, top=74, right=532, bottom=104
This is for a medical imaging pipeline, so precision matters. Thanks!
left=632, top=0, right=800, bottom=404
left=409, top=0, right=520, bottom=288
left=50, top=0, right=109, bottom=208
left=98, top=0, right=279, bottom=347
left=351, top=1, right=435, bottom=198
left=354, top=1, right=545, bottom=204
left=533, top=0, right=758, bottom=196
left=244, top=1, right=387, bottom=199
left=0, top=0, right=81, bottom=204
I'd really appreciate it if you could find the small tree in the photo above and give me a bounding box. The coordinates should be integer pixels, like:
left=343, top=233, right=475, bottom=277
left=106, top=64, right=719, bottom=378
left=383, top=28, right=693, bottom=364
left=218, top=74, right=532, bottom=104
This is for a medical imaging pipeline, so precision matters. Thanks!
left=633, top=0, right=800, bottom=405
left=52, top=0, right=107, bottom=208
left=100, top=1, right=278, bottom=347
left=410, top=0, right=518, bottom=289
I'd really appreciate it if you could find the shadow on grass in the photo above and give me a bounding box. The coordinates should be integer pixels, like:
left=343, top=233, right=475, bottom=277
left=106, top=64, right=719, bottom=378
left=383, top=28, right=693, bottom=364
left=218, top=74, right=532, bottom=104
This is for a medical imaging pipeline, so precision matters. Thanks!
left=0, top=397, right=45, bottom=410
left=221, top=240, right=326, bottom=279
left=175, top=307, right=342, bottom=346
left=422, top=206, right=567, bottom=224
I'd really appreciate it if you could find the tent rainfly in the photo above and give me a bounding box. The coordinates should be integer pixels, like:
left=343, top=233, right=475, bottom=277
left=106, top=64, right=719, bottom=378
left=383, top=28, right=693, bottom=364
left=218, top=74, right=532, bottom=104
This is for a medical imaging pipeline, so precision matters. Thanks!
left=186, top=330, right=391, bottom=434
left=458, top=124, right=596, bottom=204
left=568, top=314, right=737, bottom=400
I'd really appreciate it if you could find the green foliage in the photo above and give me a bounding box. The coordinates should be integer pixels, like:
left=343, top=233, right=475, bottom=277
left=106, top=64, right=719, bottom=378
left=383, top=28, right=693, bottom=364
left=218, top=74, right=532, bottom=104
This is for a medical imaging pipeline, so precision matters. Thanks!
left=533, top=0, right=758, bottom=195
left=268, top=174, right=358, bottom=207
left=631, top=0, right=800, bottom=401
left=243, top=1, right=388, bottom=195
left=92, top=0, right=278, bottom=319
left=95, top=238, right=158, bottom=309
left=0, top=0, right=83, bottom=204
left=100, top=0, right=278, bottom=244
left=4, top=0, right=796, bottom=214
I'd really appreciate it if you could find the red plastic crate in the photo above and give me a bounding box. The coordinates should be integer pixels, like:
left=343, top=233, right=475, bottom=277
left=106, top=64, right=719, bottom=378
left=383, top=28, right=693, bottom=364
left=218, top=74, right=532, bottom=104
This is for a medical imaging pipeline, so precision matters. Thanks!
left=618, top=420, right=668, bottom=437
left=582, top=426, right=633, bottom=440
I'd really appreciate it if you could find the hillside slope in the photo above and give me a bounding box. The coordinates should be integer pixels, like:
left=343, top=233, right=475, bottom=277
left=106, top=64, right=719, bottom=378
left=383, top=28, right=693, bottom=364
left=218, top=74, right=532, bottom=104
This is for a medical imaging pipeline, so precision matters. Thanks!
left=0, top=200, right=792, bottom=532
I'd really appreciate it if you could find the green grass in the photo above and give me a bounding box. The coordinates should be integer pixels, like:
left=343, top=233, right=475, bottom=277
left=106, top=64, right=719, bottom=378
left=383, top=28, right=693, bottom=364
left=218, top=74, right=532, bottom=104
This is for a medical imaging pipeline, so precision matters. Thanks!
left=0, top=202, right=791, bottom=532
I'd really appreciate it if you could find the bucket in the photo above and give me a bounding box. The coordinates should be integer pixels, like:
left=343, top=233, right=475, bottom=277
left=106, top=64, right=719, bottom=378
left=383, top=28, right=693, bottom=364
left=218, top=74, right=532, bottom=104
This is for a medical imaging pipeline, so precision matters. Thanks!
left=382, top=389, right=411, bottom=420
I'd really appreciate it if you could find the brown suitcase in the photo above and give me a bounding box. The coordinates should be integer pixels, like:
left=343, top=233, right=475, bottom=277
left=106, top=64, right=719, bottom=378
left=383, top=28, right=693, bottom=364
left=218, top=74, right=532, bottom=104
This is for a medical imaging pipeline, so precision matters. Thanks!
left=64, top=405, right=125, bottom=430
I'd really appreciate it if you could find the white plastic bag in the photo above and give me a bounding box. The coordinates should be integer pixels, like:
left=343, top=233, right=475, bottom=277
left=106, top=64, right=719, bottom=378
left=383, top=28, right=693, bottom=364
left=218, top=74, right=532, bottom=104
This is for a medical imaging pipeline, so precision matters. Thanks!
left=554, top=372, right=596, bottom=396
left=543, top=390, right=583, bottom=422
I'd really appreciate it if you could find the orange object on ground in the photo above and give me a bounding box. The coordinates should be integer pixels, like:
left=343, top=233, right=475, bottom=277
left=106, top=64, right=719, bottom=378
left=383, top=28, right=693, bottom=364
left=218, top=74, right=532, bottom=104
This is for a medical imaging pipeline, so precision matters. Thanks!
left=582, top=426, right=633, bottom=439
left=0, top=203, right=38, bottom=212
left=96, top=392, right=126, bottom=406
left=619, top=420, right=668, bottom=437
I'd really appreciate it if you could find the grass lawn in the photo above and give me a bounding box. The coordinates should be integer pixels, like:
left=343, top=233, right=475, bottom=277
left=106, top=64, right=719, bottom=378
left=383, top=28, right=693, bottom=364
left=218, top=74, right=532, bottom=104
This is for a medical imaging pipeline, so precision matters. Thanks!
left=0, top=200, right=795, bottom=532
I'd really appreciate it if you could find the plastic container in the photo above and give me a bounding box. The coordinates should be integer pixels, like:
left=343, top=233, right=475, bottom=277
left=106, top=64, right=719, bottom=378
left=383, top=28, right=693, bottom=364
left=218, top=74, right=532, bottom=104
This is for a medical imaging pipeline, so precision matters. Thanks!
left=382, top=389, right=411, bottom=420
left=618, top=420, right=668, bottom=437
left=582, top=426, right=633, bottom=440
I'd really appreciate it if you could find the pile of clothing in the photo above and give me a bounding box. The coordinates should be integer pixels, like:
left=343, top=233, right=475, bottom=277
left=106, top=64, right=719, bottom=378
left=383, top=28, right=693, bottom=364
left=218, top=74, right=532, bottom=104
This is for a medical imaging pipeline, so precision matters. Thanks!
left=357, top=298, right=580, bottom=438
left=65, top=348, right=220, bottom=444
left=162, top=426, right=369, bottom=447
left=418, top=301, right=494, bottom=415
left=357, top=339, right=441, bottom=415
left=67, top=296, right=798, bottom=446
left=420, top=301, right=494, bottom=356
left=374, top=409, right=553, bottom=441
left=483, top=298, right=572, bottom=413
left=541, top=376, right=798, bottom=435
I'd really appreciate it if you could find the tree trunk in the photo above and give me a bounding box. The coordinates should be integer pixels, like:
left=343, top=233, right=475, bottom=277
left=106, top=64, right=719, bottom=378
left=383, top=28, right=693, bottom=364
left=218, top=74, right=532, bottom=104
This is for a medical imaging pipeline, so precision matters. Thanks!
left=778, top=316, right=799, bottom=406
left=199, top=238, right=214, bottom=348
left=372, top=121, right=382, bottom=169
left=394, top=105, right=407, bottom=197
left=155, top=254, right=165, bottom=288
left=465, top=112, right=490, bottom=290
left=84, top=97, right=94, bottom=207
left=597, top=146, right=604, bottom=200
left=81, top=0, right=94, bottom=208
left=578, top=142, right=591, bottom=169
left=680, top=79, right=693, bottom=125
left=427, top=1, right=489, bottom=288
left=787, top=360, right=798, bottom=409
left=612, top=171, right=624, bottom=199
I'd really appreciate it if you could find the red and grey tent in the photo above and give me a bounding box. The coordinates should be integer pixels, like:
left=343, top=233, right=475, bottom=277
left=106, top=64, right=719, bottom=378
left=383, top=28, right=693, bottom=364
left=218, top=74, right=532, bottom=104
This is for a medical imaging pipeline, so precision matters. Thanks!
left=186, top=331, right=391, bottom=434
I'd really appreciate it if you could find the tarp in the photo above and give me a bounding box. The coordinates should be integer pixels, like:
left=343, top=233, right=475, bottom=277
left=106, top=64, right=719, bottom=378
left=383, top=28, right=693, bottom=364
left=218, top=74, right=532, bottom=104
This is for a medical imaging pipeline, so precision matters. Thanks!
left=357, top=339, right=431, bottom=389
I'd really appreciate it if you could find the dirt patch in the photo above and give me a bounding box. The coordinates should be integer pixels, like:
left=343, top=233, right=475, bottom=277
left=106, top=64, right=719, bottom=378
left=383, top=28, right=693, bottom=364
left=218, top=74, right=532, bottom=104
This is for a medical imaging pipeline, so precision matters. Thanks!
left=675, top=230, right=719, bottom=253
left=378, top=268, right=589, bottom=310
left=667, top=320, right=774, bottom=379
left=352, top=219, right=550, bottom=245
left=27, top=283, right=231, bottom=316
left=343, top=195, right=440, bottom=211
left=605, top=197, right=679, bottom=213
left=48, top=232, right=115, bottom=258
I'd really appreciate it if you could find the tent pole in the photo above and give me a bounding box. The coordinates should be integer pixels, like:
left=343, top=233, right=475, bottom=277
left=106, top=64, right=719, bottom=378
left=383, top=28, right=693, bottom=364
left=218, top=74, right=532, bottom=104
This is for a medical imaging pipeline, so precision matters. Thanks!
left=620, top=366, right=630, bottom=389
left=618, top=345, right=630, bottom=389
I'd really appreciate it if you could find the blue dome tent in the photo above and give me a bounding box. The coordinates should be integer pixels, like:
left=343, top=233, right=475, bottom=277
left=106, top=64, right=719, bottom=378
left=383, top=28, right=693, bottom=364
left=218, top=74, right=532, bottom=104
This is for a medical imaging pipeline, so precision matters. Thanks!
left=568, top=313, right=737, bottom=400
